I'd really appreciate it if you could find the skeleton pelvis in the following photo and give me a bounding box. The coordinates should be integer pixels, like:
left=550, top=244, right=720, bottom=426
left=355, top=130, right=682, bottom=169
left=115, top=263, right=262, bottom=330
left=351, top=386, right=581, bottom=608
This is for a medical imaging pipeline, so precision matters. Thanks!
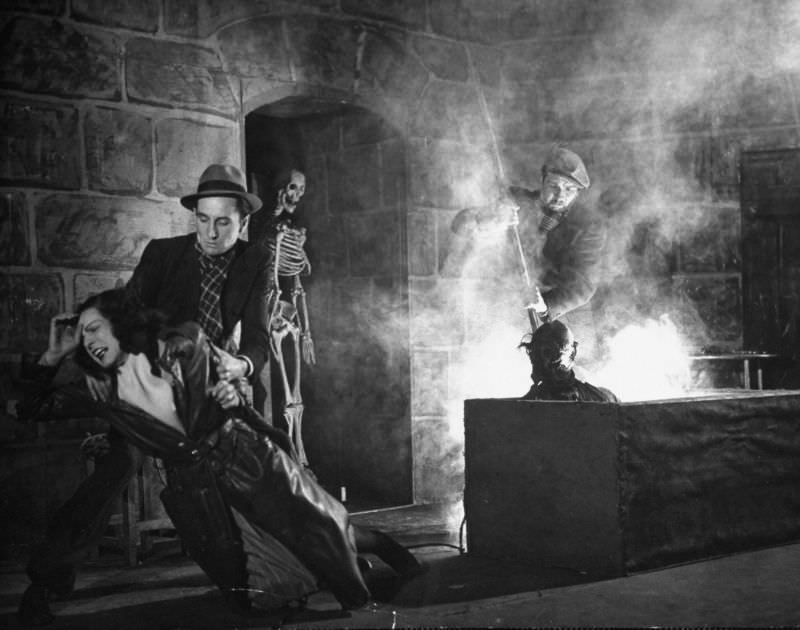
left=269, top=298, right=298, bottom=327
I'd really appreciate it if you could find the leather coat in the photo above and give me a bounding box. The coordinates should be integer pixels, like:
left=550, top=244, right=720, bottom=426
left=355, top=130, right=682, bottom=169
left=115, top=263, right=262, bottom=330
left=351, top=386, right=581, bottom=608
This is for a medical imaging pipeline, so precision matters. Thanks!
left=17, top=323, right=370, bottom=611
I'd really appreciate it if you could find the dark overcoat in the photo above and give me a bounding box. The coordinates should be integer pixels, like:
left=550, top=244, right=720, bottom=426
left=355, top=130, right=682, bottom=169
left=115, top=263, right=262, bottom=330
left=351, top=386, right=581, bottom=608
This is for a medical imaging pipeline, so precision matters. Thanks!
left=126, top=234, right=271, bottom=376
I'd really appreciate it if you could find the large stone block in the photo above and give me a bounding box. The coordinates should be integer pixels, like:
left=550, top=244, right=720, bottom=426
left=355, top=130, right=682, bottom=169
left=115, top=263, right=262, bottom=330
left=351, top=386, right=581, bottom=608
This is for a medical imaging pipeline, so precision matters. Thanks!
left=408, top=139, right=496, bottom=210
left=541, top=78, right=655, bottom=140
left=412, top=35, right=469, bottom=82
left=341, top=110, right=399, bottom=147
left=345, top=212, right=401, bottom=276
left=304, top=215, right=347, bottom=272
left=166, top=0, right=272, bottom=38
left=381, top=138, right=406, bottom=208
left=338, top=411, right=413, bottom=506
left=3, top=0, right=63, bottom=15
left=155, top=118, right=238, bottom=198
left=500, top=0, right=606, bottom=40
left=341, top=0, right=426, bottom=29
left=576, top=138, right=659, bottom=196
left=297, top=153, right=328, bottom=221
left=409, top=277, right=465, bottom=346
left=502, top=39, right=594, bottom=84
left=0, top=192, right=31, bottom=266
left=412, top=81, right=490, bottom=146
left=411, top=349, right=449, bottom=416
left=126, top=38, right=237, bottom=116
left=501, top=142, right=551, bottom=188
left=709, top=130, right=800, bottom=201
left=73, top=272, right=129, bottom=307
left=36, top=194, right=181, bottom=270
left=285, top=16, right=358, bottom=91
left=85, top=107, right=152, bottom=195
left=469, top=43, right=502, bottom=88
left=360, top=26, right=428, bottom=101
left=412, top=416, right=464, bottom=503
left=328, top=145, right=381, bottom=213
left=0, top=17, right=120, bottom=100
left=655, top=73, right=715, bottom=136
left=217, top=16, right=291, bottom=83
left=72, top=0, right=159, bottom=32
left=165, top=0, right=337, bottom=38
left=497, top=84, right=545, bottom=143
left=651, top=136, right=711, bottom=202
left=298, top=116, right=342, bottom=155
left=713, top=71, right=797, bottom=131
left=673, top=274, right=742, bottom=349
left=428, top=0, right=502, bottom=44
left=677, top=205, right=740, bottom=274
left=0, top=100, right=81, bottom=189
left=0, top=272, right=63, bottom=352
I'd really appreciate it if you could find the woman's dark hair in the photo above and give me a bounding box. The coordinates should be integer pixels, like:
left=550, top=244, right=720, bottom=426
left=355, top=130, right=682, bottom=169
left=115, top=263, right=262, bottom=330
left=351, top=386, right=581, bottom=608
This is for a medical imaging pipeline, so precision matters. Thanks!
left=73, top=288, right=167, bottom=377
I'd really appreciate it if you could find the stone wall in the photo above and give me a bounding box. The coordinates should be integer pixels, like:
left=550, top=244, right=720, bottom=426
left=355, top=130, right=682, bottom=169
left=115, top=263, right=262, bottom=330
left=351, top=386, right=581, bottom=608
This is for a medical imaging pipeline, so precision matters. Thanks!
left=2, top=1, right=800, bottom=509
left=0, top=0, right=501, bottom=506
left=492, top=1, right=800, bottom=355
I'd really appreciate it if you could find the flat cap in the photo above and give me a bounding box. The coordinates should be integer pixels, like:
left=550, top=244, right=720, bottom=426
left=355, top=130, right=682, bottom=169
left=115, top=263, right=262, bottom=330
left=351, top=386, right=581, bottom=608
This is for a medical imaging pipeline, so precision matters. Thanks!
left=542, top=147, right=590, bottom=189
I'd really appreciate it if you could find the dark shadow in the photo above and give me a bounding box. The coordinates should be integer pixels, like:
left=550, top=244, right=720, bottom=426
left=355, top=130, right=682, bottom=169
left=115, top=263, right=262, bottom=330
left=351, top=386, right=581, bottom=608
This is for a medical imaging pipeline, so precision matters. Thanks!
left=379, top=552, right=602, bottom=608
left=2, top=591, right=350, bottom=630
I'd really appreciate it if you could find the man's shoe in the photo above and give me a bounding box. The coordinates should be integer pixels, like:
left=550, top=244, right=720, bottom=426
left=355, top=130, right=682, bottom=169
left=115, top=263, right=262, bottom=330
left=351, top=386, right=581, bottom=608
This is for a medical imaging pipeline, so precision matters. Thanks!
left=18, top=584, right=54, bottom=627
left=370, top=530, right=424, bottom=578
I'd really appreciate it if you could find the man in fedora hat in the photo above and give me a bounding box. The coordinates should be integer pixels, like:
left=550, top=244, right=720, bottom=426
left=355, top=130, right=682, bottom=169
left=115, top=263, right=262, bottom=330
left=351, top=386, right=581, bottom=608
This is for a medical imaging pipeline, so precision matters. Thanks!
left=127, top=163, right=270, bottom=385
left=17, top=164, right=274, bottom=626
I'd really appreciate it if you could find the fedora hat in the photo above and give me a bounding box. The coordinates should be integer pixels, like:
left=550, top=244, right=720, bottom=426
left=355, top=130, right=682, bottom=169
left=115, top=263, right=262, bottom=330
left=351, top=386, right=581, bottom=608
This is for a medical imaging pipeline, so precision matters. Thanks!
left=180, top=164, right=262, bottom=214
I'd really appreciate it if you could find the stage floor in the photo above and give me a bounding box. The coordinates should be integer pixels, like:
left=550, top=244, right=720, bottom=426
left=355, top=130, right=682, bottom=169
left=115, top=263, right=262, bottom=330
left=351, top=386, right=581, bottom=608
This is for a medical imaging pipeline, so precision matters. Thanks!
left=2, top=502, right=799, bottom=628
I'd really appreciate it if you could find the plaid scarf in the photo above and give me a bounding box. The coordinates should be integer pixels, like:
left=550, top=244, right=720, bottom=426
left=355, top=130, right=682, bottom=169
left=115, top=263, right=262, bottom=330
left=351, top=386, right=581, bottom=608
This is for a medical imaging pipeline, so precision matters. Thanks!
left=538, top=208, right=566, bottom=234
left=195, top=242, right=235, bottom=346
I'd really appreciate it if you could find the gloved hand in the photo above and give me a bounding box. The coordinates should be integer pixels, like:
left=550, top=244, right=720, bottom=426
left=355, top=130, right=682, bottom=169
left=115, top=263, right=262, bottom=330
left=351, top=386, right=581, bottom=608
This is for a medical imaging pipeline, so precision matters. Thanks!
left=523, top=286, right=548, bottom=315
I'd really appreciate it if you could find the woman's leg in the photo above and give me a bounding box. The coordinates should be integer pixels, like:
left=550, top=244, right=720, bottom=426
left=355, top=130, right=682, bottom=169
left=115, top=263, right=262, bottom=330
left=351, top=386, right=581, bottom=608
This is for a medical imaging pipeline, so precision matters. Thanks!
left=20, top=434, right=141, bottom=626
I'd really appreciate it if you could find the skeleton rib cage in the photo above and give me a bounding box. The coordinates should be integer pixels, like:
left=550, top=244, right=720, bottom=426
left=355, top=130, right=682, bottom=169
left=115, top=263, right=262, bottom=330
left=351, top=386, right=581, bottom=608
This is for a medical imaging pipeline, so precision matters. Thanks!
left=268, top=226, right=310, bottom=279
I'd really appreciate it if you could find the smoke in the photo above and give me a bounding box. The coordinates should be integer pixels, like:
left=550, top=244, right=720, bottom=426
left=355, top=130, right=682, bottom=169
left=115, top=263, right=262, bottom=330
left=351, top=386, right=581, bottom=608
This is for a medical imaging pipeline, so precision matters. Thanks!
left=540, top=0, right=800, bottom=358
left=314, top=1, right=800, bottom=504
left=430, top=1, right=800, bottom=426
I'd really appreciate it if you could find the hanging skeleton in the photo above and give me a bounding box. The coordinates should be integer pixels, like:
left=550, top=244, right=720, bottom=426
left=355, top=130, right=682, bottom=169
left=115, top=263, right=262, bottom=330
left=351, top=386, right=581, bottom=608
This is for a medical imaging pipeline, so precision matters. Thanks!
left=265, top=169, right=314, bottom=466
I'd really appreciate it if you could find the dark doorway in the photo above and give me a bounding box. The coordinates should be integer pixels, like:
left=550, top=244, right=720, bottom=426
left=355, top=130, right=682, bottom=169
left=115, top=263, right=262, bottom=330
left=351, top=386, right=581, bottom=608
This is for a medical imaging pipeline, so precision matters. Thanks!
left=740, top=148, right=800, bottom=388
left=245, top=98, right=413, bottom=510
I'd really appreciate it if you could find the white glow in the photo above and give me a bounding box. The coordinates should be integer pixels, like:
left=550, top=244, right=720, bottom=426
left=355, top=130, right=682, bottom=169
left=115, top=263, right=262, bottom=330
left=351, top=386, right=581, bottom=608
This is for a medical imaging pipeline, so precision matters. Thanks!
left=452, top=327, right=531, bottom=398
left=590, top=315, right=693, bottom=402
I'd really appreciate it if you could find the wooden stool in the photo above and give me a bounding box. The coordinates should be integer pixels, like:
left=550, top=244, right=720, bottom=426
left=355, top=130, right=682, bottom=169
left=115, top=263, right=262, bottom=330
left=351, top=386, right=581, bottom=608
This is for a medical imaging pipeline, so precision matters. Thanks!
left=91, top=456, right=175, bottom=566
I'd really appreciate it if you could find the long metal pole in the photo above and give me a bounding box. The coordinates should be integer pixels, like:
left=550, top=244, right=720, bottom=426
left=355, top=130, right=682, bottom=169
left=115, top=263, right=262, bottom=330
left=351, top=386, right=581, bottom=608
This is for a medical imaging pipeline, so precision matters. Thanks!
left=465, top=48, right=541, bottom=332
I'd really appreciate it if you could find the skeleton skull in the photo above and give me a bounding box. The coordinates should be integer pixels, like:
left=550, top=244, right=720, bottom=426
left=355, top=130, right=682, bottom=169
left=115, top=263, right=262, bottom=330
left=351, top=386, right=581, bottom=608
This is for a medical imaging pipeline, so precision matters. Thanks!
left=277, top=170, right=306, bottom=215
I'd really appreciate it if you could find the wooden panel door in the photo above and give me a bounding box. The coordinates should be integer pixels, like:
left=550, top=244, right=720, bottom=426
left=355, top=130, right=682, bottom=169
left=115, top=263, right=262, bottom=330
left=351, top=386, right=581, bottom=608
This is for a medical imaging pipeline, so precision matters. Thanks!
left=740, top=149, right=800, bottom=354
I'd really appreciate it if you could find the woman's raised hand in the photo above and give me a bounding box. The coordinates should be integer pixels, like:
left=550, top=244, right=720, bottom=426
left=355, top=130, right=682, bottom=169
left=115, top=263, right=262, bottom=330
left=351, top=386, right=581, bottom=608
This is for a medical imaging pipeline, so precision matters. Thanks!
left=41, top=313, right=82, bottom=366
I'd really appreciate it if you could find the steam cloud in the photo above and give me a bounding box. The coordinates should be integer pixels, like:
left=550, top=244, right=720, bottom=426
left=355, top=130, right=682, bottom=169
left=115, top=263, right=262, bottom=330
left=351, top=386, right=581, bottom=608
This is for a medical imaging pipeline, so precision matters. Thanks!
left=423, top=0, right=800, bottom=497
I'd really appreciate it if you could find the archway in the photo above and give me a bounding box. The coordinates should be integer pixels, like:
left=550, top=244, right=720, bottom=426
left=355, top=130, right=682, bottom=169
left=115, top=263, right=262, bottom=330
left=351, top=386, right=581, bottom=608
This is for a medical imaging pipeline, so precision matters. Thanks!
left=245, top=95, right=413, bottom=510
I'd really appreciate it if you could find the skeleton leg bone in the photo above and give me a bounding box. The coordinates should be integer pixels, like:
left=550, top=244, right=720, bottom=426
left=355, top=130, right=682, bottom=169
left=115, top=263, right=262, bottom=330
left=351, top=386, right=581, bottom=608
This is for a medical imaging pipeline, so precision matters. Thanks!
left=269, top=304, right=309, bottom=467
left=287, top=323, right=308, bottom=466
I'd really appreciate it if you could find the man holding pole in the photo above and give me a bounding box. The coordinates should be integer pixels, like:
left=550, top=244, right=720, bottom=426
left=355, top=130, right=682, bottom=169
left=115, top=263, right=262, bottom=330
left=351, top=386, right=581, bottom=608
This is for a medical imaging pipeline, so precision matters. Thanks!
left=506, top=146, right=604, bottom=326
left=451, top=146, right=605, bottom=342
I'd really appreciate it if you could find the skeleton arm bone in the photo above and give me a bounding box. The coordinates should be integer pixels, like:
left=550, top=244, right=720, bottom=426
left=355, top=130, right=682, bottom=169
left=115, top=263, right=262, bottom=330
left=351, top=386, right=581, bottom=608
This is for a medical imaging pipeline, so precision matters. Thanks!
left=294, top=276, right=316, bottom=366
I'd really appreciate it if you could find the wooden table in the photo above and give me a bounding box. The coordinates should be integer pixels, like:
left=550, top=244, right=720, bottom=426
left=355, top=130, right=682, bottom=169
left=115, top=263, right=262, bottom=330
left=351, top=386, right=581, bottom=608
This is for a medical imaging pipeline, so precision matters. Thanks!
left=689, top=352, right=778, bottom=389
